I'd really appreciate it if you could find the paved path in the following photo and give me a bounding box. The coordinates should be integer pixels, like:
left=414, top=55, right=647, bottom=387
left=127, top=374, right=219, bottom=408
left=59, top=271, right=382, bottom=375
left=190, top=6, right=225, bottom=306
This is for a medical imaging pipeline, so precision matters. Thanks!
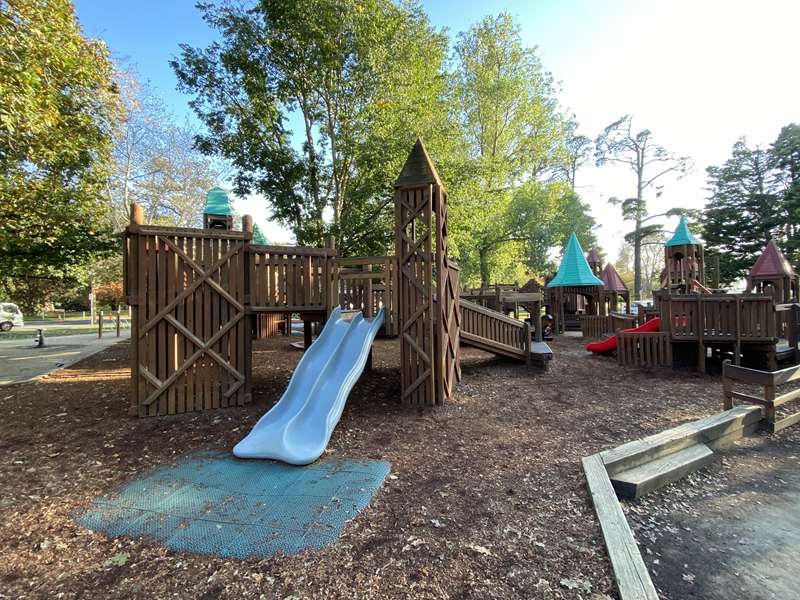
left=628, top=428, right=800, bottom=600
left=0, top=331, right=130, bottom=386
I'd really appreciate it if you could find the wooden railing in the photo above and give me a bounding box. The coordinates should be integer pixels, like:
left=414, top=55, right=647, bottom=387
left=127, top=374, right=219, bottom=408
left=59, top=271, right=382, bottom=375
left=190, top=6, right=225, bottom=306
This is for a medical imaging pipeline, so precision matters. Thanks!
left=579, top=315, right=611, bottom=339
left=459, top=299, right=530, bottom=362
left=580, top=312, right=636, bottom=339
left=332, top=256, right=397, bottom=336
left=249, top=245, right=336, bottom=313
left=723, top=360, right=800, bottom=433
left=662, top=295, right=777, bottom=342
left=617, top=331, right=672, bottom=368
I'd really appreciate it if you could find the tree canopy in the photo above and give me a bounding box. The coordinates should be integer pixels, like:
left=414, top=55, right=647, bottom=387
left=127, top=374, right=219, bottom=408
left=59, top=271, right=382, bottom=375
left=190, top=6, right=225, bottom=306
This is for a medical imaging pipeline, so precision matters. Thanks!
left=703, top=128, right=800, bottom=285
left=0, top=0, right=121, bottom=310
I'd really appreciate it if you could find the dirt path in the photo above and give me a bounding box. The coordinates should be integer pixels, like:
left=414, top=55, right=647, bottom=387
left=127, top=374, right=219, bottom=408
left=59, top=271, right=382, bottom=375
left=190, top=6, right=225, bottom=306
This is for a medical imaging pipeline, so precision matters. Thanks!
left=625, top=425, right=800, bottom=600
left=0, top=335, right=726, bottom=599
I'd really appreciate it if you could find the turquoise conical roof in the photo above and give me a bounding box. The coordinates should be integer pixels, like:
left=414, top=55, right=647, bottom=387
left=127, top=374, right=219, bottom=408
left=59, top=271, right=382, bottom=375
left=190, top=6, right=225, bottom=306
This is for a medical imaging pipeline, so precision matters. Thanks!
left=547, top=233, right=604, bottom=288
left=204, top=187, right=233, bottom=215
left=252, top=223, right=269, bottom=245
left=666, top=215, right=701, bottom=247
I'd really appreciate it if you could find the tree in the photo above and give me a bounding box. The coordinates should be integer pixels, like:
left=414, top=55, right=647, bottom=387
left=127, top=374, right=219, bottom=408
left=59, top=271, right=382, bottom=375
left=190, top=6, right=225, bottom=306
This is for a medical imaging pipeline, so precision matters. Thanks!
left=561, top=119, right=593, bottom=191
left=772, top=124, right=800, bottom=262
left=703, top=139, right=781, bottom=284
left=595, top=115, right=691, bottom=299
left=0, top=0, right=121, bottom=311
left=448, top=13, right=590, bottom=286
left=172, top=0, right=451, bottom=253
left=105, top=68, right=226, bottom=230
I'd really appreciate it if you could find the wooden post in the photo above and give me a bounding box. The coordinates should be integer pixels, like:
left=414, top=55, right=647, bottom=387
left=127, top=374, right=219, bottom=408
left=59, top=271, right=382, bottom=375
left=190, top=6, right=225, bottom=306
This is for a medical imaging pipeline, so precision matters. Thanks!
left=303, top=319, right=313, bottom=350
left=116, top=310, right=121, bottom=337
left=128, top=203, right=144, bottom=416
left=722, top=360, right=733, bottom=410
left=242, top=215, right=254, bottom=404
left=98, top=310, right=103, bottom=338
left=764, top=382, right=776, bottom=430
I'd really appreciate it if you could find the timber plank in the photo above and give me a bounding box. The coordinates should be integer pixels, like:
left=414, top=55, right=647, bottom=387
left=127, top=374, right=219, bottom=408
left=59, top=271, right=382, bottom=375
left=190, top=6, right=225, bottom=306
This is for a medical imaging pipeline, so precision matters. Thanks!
left=582, top=454, right=659, bottom=600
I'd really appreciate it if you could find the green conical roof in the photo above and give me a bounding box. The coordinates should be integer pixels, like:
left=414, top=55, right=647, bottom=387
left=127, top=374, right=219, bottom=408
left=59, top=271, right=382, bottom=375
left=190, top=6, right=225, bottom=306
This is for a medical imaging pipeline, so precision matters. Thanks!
left=665, top=215, right=701, bottom=247
left=204, top=187, right=233, bottom=216
left=252, top=223, right=269, bottom=245
left=546, top=233, right=604, bottom=288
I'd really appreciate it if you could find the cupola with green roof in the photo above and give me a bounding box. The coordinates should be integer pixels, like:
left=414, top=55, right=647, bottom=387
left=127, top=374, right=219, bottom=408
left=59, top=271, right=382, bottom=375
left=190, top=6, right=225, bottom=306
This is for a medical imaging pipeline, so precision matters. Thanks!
left=665, top=215, right=702, bottom=247
left=252, top=223, right=269, bottom=245
left=203, top=187, right=234, bottom=229
left=663, top=215, right=705, bottom=291
left=547, top=233, right=604, bottom=288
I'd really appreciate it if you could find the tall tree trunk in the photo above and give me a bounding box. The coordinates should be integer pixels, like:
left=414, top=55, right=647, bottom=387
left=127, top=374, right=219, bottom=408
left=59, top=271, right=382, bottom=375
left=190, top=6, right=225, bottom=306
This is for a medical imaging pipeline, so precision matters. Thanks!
left=633, top=217, right=642, bottom=300
left=479, top=248, right=491, bottom=288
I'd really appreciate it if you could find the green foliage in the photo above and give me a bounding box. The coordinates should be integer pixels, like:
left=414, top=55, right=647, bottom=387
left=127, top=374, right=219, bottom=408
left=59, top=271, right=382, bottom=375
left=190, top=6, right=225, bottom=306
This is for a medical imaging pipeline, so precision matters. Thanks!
left=172, top=0, right=452, bottom=254
left=772, top=124, right=800, bottom=261
left=0, top=0, right=121, bottom=309
left=447, top=13, right=594, bottom=286
left=703, top=138, right=784, bottom=284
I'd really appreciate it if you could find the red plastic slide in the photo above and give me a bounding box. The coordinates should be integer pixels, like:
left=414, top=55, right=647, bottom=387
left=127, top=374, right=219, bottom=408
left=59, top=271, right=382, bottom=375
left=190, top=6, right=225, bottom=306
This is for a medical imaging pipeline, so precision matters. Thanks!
left=585, top=317, right=661, bottom=354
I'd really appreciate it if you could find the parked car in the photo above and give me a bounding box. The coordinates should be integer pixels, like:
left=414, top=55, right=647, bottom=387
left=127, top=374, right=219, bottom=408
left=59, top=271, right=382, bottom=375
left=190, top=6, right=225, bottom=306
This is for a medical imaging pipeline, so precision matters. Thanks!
left=0, top=302, right=24, bottom=331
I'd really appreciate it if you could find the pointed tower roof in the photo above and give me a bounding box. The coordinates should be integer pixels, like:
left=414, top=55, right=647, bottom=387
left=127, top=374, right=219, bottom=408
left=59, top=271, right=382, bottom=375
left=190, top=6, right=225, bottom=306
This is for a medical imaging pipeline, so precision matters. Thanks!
left=395, top=138, right=441, bottom=187
left=665, top=215, right=701, bottom=247
left=586, top=248, right=602, bottom=266
left=252, top=223, right=269, bottom=245
left=600, top=263, right=628, bottom=292
left=749, top=240, right=795, bottom=280
left=204, top=187, right=233, bottom=215
left=547, top=233, right=604, bottom=288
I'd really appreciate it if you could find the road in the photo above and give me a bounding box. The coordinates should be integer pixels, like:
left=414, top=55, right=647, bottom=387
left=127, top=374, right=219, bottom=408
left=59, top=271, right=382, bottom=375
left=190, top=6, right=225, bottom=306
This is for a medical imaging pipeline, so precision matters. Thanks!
left=0, top=331, right=130, bottom=386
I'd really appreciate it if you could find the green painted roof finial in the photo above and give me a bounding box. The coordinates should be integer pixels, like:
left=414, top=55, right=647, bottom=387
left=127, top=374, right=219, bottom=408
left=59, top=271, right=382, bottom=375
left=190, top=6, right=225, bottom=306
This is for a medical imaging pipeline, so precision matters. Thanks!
left=204, top=187, right=233, bottom=216
left=665, top=215, right=701, bottom=247
left=546, top=233, right=604, bottom=288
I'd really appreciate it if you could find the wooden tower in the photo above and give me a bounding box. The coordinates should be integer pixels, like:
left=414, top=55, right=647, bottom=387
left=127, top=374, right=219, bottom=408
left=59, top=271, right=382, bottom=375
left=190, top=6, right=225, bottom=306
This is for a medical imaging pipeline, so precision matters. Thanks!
left=664, top=216, right=704, bottom=292
left=747, top=240, right=798, bottom=303
left=203, top=187, right=234, bottom=230
left=586, top=248, right=602, bottom=276
left=394, top=139, right=460, bottom=406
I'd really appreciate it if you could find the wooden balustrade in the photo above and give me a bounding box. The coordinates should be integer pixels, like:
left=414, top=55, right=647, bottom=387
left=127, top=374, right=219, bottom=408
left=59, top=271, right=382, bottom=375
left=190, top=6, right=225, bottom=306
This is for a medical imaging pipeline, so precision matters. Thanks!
left=459, top=299, right=530, bottom=361
left=332, top=256, right=397, bottom=336
left=617, top=331, right=672, bottom=368
left=249, top=245, right=336, bottom=313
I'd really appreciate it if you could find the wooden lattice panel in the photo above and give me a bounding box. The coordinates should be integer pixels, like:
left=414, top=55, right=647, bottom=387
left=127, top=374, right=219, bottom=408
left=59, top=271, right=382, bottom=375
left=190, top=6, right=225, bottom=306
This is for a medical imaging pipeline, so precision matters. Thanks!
left=125, top=225, right=251, bottom=416
left=395, top=186, right=435, bottom=405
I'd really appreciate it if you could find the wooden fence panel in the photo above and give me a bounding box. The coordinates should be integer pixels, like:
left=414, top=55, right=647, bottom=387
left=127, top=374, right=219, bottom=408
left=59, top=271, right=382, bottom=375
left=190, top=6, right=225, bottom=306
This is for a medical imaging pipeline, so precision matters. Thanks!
left=617, top=331, right=672, bottom=368
left=124, top=223, right=251, bottom=416
left=249, top=245, right=335, bottom=313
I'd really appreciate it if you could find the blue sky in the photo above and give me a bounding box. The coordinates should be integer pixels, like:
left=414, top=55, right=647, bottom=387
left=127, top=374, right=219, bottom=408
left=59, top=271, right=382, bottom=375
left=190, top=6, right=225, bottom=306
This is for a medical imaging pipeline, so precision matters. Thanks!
left=74, top=0, right=800, bottom=258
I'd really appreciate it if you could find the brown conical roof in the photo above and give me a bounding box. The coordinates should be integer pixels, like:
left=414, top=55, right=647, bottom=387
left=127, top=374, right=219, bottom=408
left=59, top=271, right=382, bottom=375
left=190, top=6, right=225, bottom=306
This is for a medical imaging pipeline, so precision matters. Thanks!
left=395, top=138, right=442, bottom=187
left=586, top=248, right=602, bottom=265
left=749, top=240, right=795, bottom=280
left=600, top=263, right=628, bottom=292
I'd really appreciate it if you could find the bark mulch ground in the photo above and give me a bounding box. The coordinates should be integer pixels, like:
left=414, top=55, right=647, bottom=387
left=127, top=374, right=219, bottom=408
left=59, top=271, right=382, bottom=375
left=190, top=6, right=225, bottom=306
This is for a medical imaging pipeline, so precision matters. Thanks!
left=0, top=335, right=726, bottom=599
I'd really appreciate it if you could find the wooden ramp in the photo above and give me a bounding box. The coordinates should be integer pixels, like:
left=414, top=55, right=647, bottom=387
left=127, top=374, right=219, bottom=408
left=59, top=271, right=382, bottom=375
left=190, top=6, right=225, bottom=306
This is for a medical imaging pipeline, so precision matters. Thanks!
left=459, top=299, right=552, bottom=367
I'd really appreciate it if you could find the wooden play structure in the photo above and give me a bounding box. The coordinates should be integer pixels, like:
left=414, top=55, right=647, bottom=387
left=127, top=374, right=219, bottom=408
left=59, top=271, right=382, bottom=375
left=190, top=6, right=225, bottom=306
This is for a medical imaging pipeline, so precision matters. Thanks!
left=584, top=219, right=800, bottom=372
left=122, top=140, right=551, bottom=416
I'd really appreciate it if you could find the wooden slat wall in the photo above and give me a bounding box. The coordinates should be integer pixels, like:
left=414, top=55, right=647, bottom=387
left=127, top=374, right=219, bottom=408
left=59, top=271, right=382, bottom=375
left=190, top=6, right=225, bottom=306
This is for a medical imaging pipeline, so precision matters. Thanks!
left=333, top=256, right=398, bottom=336
left=617, top=331, right=672, bottom=368
left=124, top=221, right=251, bottom=416
left=249, top=245, right=335, bottom=313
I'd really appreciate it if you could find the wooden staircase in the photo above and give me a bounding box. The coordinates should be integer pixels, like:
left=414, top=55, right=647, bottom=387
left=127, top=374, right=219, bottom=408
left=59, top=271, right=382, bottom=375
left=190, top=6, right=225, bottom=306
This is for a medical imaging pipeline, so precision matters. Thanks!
left=459, top=299, right=552, bottom=367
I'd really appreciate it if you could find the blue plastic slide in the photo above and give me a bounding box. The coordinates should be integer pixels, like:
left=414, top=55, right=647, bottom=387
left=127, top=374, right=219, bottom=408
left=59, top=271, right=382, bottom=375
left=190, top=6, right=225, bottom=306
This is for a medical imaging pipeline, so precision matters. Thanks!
left=233, top=307, right=385, bottom=465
